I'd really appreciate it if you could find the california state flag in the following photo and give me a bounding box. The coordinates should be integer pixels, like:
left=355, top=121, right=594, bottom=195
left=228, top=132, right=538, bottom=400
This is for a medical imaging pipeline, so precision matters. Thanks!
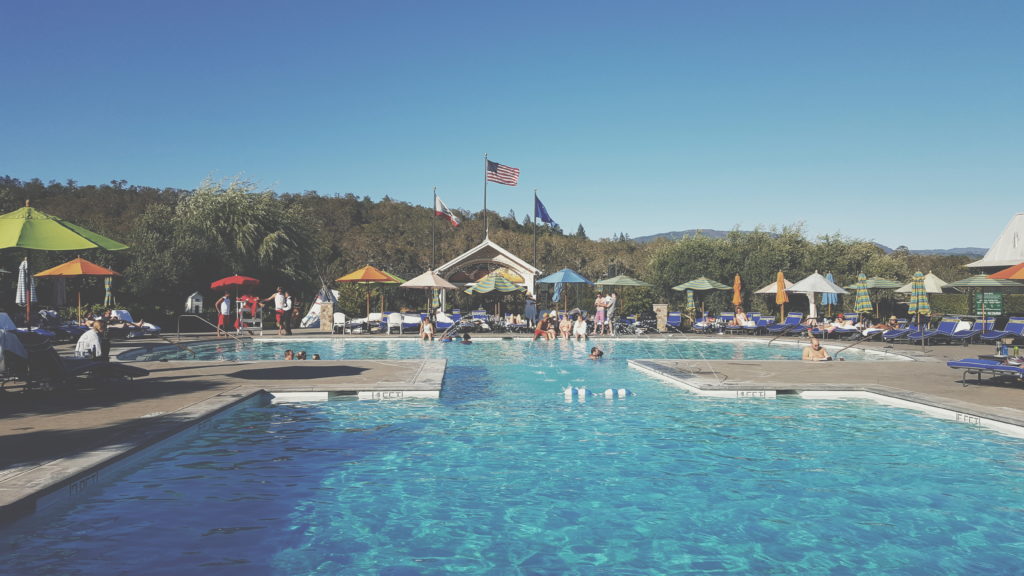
left=434, top=194, right=460, bottom=227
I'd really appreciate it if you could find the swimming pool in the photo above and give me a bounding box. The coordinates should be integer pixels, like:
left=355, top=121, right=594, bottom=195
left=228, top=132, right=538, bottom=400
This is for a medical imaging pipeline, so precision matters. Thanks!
left=4, top=341, right=1021, bottom=575
left=119, top=336, right=909, bottom=363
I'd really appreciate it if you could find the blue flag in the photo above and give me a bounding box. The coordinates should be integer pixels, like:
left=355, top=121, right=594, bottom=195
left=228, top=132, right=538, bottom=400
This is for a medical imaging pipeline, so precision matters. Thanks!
left=535, top=195, right=556, bottom=226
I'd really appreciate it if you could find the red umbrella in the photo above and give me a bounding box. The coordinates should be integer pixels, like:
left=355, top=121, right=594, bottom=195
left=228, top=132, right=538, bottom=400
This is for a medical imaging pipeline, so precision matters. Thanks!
left=211, top=275, right=260, bottom=290
left=211, top=275, right=261, bottom=330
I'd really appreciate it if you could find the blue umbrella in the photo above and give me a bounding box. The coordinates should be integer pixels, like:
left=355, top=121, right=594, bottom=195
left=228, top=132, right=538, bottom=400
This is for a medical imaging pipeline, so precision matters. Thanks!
left=821, top=272, right=839, bottom=316
left=538, top=268, right=593, bottom=312
left=538, top=268, right=593, bottom=285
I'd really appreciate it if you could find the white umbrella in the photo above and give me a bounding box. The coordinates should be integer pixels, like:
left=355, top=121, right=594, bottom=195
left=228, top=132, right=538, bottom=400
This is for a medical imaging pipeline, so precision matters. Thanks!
left=15, top=258, right=37, bottom=306
left=400, top=270, right=457, bottom=290
left=790, top=271, right=848, bottom=320
left=754, top=279, right=794, bottom=294
left=895, top=271, right=952, bottom=294
left=401, top=270, right=457, bottom=313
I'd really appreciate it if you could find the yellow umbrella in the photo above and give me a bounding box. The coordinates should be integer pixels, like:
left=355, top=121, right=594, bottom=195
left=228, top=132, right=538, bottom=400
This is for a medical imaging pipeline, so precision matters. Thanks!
left=731, top=274, right=743, bottom=308
left=775, top=271, right=789, bottom=321
left=335, top=265, right=403, bottom=318
left=35, top=257, right=120, bottom=323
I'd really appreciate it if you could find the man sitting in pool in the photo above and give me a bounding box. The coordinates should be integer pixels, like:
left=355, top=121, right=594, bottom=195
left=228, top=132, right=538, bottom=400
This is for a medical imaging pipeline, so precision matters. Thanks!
left=802, top=338, right=831, bottom=361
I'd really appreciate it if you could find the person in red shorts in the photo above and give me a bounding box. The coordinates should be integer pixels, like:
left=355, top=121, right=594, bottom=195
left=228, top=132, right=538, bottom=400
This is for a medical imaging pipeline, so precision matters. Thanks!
left=214, top=291, right=234, bottom=338
left=262, top=286, right=288, bottom=336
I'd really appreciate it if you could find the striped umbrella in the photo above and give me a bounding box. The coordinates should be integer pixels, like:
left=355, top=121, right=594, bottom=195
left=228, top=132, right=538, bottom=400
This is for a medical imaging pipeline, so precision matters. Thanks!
left=16, top=258, right=37, bottom=307
left=907, top=271, right=931, bottom=325
left=103, top=276, right=113, bottom=307
left=672, top=277, right=730, bottom=318
left=821, top=272, right=839, bottom=316
left=685, top=289, right=696, bottom=318
left=852, top=273, right=874, bottom=316
left=731, top=274, right=743, bottom=307
left=464, top=273, right=524, bottom=294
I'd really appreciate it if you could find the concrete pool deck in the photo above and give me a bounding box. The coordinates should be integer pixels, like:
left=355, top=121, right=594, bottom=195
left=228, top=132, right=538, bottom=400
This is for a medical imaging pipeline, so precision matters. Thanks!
left=1, top=330, right=1022, bottom=523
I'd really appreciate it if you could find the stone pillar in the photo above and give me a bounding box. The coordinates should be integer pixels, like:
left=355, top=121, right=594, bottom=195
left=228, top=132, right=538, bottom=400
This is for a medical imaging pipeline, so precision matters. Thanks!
left=653, top=303, right=668, bottom=333
left=319, top=302, right=334, bottom=332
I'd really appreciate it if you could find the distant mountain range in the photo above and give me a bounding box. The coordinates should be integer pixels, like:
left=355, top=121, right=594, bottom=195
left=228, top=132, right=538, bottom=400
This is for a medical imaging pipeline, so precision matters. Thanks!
left=632, top=229, right=986, bottom=257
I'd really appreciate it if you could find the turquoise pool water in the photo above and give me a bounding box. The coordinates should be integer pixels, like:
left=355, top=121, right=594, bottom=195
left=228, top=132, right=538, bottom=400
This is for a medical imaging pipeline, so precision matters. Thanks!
left=119, top=336, right=908, bottom=363
left=4, top=341, right=1022, bottom=575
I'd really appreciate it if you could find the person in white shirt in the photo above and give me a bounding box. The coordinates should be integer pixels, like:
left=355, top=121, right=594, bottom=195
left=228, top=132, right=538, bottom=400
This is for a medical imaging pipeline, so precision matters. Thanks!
left=263, top=287, right=288, bottom=336
left=76, top=319, right=109, bottom=360
left=214, top=291, right=234, bottom=338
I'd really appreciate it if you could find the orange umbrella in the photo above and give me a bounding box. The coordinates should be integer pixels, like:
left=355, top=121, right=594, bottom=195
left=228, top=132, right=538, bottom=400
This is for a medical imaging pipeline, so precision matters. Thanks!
left=775, top=271, right=789, bottom=321
left=35, top=257, right=120, bottom=323
left=731, top=274, right=743, bottom=307
left=988, top=262, right=1024, bottom=280
left=336, top=265, right=403, bottom=318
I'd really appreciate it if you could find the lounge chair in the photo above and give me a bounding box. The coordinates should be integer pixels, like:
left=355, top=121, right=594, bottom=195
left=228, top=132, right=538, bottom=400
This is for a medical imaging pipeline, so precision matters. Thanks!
left=947, top=358, right=1024, bottom=386
left=666, top=312, right=684, bottom=333
left=332, top=312, right=347, bottom=334
left=979, top=317, right=1024, bottom=343
left=15, top=331, right=149, bottom=391
left=948, top=318, right=996, bottom=344
left=881, top=321, right=917, bottom=342
left=905, top=317, right=961, bottom=345
left=110, top=310, right=161, bottom=338
left=742, top=316, right=775, bottom=335
left=504, top=314, right=529, bottom=333
left=765, top=312, right=804, bottom=335
left=37, top=309, right=89, bottom=342
left=435, top=311, right=456, bottom=331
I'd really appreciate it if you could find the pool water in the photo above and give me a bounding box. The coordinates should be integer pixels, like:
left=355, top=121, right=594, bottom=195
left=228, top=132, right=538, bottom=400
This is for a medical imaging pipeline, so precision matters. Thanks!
left=120, top=336, right=907, bottom=363
left=4, top=341, right=1022, bottom=575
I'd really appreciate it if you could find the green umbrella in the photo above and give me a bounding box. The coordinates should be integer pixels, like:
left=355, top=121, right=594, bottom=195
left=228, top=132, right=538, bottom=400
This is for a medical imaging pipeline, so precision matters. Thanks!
left=846, top=277, right=904, bottom=290
left=672, top=277, right=730, bottom=318
left=0, top=201, right=128, bottom=330
left=0, top=203, right=129, bottom=251
left=464, top=273, right=524, bottom=294
left=944, top=274, right=1021, bottom=322
left=943, top=275, right=1022, bottom=289
left=595, top=274, right=652, bottom=288
left=685, top=289, right=696, bottom=317
left=671, top=276, right=731, bottom=292
left=852, top=273, right=874, bottom=316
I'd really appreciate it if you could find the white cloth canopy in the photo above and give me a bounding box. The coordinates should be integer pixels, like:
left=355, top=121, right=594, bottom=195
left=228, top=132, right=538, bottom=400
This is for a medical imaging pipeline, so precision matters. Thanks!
left=789, top=272, right=849, bottom=295
left=400, top=270, right=457, bottom=290
left=754, top=279, right=794, bottom=294
left=895, top=272, right=950, bottom=294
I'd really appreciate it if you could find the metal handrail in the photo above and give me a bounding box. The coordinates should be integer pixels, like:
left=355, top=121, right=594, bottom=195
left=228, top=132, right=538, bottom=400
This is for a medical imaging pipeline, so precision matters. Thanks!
left=832, top=332, right=878, bottom=360
left=176, top=314, right=251, bottom=345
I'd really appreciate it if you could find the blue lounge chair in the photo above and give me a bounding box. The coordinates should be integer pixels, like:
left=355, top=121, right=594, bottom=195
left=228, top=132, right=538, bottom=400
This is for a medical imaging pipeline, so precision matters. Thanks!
left=666, top=311, right=684, bottom=333
left=765, top=312, right=804, bottom=335
left=979, top=317, right=1024, bottom=343
left=744, top=316, right=775, bottom=335
left=948, top=318, right=996, bottom=344
left=906, top=317, right=961, bottom=345
left=881, top=321, right=917, bottom=342
left=947, top=358, right=1024, bottom=386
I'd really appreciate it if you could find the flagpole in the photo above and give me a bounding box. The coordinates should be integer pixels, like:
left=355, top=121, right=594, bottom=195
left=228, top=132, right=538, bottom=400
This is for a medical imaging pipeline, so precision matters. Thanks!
left=431, top=187, right=437, bottom=269
left=483, top=153, right=489, bottom=241
left=533, top=189, right=538, bottom=268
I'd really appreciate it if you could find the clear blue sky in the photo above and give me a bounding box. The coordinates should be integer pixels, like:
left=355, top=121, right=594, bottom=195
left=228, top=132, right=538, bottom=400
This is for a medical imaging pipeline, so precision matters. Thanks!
left=3, top=1, right=1022, bottom=250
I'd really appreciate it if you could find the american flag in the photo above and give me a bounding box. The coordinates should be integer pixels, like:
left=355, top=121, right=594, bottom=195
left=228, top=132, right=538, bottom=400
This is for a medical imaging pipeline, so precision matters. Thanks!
left=486, top=160, right=519, bottom=186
